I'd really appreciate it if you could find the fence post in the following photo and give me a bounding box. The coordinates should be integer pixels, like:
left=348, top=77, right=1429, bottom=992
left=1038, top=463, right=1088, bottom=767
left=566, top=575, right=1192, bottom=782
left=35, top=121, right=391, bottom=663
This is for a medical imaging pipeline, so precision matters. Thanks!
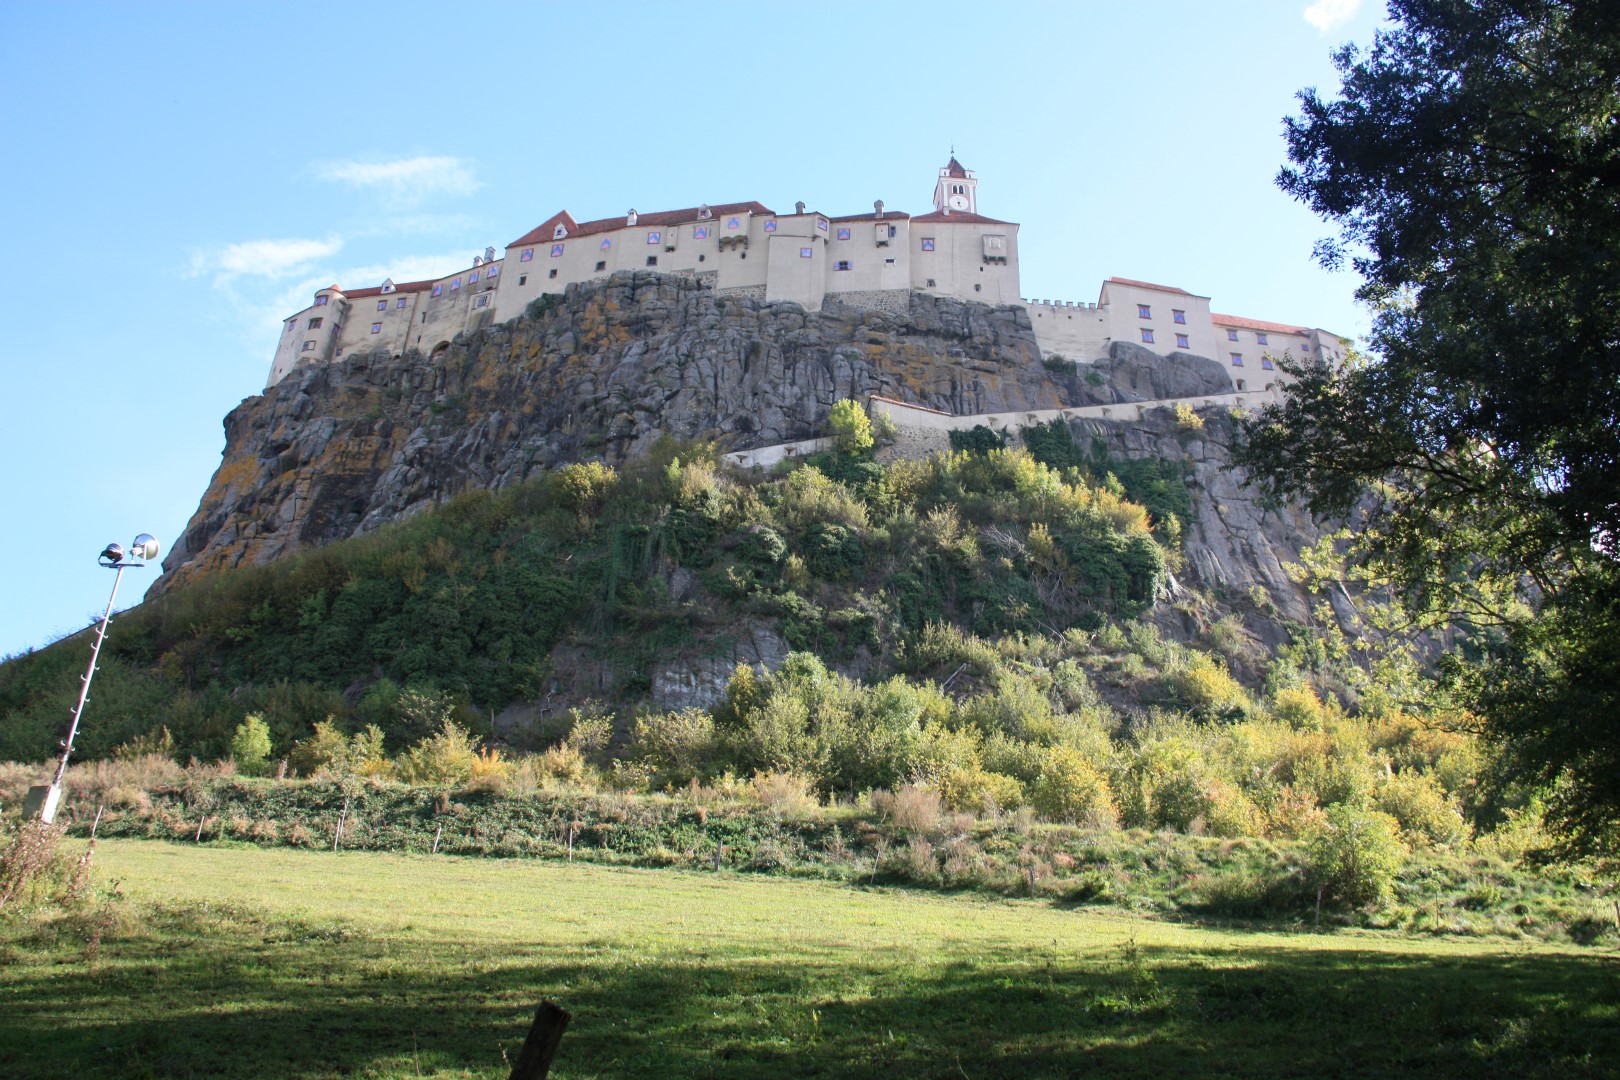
left=507, top=1001, right=571, bottom=1080
left=333, top=796, right=350, bottom=852
left=433, top=823, right=443, bottom=854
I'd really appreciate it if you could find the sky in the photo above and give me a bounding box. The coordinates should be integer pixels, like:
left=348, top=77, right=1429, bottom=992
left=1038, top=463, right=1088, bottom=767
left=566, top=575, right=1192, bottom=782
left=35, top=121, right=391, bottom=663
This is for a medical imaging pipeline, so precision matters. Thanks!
left=0, top=0, right=1383, bottom=659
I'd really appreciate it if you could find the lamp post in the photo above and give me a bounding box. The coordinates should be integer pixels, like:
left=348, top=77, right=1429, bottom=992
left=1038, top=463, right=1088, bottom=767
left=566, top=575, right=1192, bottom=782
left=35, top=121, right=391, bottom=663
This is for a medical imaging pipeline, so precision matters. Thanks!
left=25, top=533, right=161, bottom=824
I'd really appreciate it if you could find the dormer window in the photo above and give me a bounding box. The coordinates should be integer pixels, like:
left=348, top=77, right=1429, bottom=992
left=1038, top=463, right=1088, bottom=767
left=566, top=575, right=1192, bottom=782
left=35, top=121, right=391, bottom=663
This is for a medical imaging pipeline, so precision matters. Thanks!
left=698, top=205, right=712, bottom=219
left=381, top=279, right=396, bottom=294
left=626, top=209, right=638, bottom=226
left=553, top=224, right=567, bottom=240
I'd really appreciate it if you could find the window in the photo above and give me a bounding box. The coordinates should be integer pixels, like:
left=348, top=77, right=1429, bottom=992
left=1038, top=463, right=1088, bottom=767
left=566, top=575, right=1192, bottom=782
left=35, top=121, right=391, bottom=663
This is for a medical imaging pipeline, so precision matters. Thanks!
left=693, top=225, right=709, bottom=239
left=396, top=297, right=407, bottom=308
left=286, top=321, right=296, bottom=332
left=834, top=260, right=851, bottom=271
left=553, top=224, right=567, bottom=240
left=1226, top=328, right=1239, bottom=341
left=486, top=265, right=498, bottom=278
left=1256, top=332, right=1268, bottom=345
left=799, top=247, right=813, bottom=259
left=1301, top=343, right=1311, bottom=351
left=548, top=269, right=557, bottom=279
left=599, top=238, right=612, bottom=250
left=520, top=248, right=535, bottom=262
left=377, top=300, right=388, bottom=311
left=302, top=340, right=315, bottom=351
left=836, top=227, right=850, bottom=240
left=450, top=278, right=462, bottom=291
left=727, top=217, right=740, bottom=229
left=921, top=237, right=935, bottom=251
left=550, top=244, right=564, bottom=257
left=470, top=270, right=480, bottom=283
left=475, top=295, right=489, bottom=308
left=646, top=256, right=658, bottom=266
left=1172, top=309, right=1186, bottom=324
left=974, top=284, right=982, bottom=292
left=926, top=278, right=936, bottom=287
left=1141, top=328, right=1155, bottom=344
left=308, top=317, right=323, bottom=329
left=1230, top=353, right=1244, bottom=366
left=594, top=261, right=606, bottom=271
left=762, top=221, right=775, bottom=233
left=370, top=322, right=382, bottom=334
left=313, top=295, right=329, bottom=307
left=647, top=231, right=661, bottom=245
left=1137, top=304, right=1152, bottom=319
left=1175, top=333, right=1190, bottom=349
left=816, top=218, right=828, bottom=232
left=518, top=275, right=527, bottom=286
left=1261, top=356, right=1275, bottom=370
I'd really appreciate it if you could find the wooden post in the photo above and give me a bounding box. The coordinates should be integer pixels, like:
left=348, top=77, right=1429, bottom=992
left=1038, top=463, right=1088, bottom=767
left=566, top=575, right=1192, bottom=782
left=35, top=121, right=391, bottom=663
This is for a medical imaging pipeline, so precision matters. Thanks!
left=433, top=823, right=443, bottom=854
left=1027, top=865, right=1037, bottom=897
left=90, top=805, right=104, bottom=839
left=1315, top=886, right=1324, bottom=926
left=712, top=842, right=724, bottom=871
left=567, top=823, right=575, bottom=861
left=508, top=1001, right=571, bottom=1080
left=333, top=796, right=350, bottom=852
left=195, top=816, right=207, bottom=843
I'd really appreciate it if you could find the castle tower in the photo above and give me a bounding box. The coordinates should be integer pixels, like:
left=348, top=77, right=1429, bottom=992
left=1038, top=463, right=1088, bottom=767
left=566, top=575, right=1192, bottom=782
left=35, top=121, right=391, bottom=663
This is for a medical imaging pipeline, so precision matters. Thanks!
left=932, top=156, right=977, bottom=214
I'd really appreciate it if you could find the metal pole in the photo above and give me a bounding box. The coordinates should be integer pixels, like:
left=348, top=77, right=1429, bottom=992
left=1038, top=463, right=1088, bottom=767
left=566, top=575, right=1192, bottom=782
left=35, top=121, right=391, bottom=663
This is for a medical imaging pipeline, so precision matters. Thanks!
left=49, top=564, right=126, bottom=791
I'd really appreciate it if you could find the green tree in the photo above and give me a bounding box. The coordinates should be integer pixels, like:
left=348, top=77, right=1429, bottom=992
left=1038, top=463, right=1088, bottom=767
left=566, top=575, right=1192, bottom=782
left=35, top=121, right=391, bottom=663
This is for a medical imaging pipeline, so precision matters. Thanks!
left=827, top=399, right=874, bottom=455
left=1243, top=0, right=1620, bottom=857
left=230, top=713, right=273, bottom=775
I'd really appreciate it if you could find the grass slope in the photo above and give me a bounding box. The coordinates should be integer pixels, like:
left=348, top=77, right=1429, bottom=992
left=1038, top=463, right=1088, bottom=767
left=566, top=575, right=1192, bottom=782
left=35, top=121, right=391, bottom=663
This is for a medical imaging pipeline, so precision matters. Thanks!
left=3, top=840, right=1617, bottom=1078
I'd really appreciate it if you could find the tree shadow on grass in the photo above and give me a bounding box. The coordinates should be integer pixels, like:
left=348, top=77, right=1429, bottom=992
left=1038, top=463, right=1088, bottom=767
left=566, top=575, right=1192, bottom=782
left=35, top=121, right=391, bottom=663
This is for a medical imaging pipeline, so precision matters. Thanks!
left=1, top=914, right=1617, bottom=1079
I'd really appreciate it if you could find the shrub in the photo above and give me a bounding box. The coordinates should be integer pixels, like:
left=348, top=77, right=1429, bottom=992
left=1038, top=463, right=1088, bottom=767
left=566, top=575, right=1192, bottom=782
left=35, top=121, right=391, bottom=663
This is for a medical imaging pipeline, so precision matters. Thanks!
left=553, top=461, right=618, bottom=514
left=874, top=784, right=943, bottom=832
left=229, top=714, right=273, bottom=776
left=1173, top=403, right=1205, bottom=433
left=948, top=425, right=1006, bottom=455
left=1376, top=771, right=1468, bottom=848
left=750, top=771, right=819, bottom=818
left=395, top=721, right=481, bottom=786
left=1308, top=804, right=1407, bottom=908
left=1272, top=684, right=1329, bottom=730
left=631, top=708, right=718, bottom=789
left=1170, top=652, right=1249, bottom=718
left=1031, top=746, right=1116, bottom=826
left=827, top=399, right=874, bottom=454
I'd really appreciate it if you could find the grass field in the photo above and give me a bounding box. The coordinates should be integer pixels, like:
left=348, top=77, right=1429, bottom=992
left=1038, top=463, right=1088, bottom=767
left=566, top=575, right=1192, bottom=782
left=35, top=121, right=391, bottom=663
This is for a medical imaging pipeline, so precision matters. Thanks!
left=2, top=840, right=1617, bottom=1078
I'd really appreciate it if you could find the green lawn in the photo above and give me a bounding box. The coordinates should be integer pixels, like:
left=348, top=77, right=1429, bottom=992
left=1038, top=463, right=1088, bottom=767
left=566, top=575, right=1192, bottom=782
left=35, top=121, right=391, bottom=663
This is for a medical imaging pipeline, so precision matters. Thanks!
left=2, top=839, right=1616, bottom=1078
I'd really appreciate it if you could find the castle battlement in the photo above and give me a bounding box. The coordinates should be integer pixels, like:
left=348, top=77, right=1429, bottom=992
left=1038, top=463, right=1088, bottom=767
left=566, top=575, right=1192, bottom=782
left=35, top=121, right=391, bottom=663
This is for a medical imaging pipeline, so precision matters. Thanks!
left=264, top=159, right=1348, bottom=393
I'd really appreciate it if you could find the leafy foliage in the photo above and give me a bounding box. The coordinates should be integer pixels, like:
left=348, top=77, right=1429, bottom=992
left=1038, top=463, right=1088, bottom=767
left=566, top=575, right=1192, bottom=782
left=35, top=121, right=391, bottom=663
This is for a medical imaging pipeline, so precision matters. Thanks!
left=1246, top=0, right=1620, bottom=856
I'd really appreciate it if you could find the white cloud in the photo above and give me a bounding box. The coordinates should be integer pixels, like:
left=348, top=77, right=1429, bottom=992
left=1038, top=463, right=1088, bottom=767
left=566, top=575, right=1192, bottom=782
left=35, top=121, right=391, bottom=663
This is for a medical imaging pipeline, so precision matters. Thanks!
left=1304, top=0, right=1362, bottom=32
left=188, top=236, right=343, bottom=281
left=315, top=155, right=479, bottom=202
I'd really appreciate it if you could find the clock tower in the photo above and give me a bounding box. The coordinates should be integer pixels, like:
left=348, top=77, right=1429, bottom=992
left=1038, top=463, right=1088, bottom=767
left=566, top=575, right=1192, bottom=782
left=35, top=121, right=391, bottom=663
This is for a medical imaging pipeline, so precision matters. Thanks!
left=932, top=155, right=977, bottom=214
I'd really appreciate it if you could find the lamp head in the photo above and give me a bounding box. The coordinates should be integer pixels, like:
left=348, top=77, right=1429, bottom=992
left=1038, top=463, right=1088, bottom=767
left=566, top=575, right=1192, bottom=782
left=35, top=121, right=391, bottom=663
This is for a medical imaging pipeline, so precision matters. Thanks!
left=98, top=543, right=125, bottom=567
left=131, top=534, right=160, bottom=561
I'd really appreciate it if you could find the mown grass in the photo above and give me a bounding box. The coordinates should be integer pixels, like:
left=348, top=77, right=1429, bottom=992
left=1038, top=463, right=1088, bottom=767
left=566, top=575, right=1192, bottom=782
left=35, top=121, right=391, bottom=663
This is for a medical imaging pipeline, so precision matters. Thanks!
left=2, top=839, right=1617, bottom=1078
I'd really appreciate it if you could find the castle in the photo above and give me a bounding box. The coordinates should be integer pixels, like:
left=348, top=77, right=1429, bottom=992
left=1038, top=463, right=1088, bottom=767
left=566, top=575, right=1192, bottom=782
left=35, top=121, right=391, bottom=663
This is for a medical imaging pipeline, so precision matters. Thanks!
left=265, top=159, right=1349, bottom=393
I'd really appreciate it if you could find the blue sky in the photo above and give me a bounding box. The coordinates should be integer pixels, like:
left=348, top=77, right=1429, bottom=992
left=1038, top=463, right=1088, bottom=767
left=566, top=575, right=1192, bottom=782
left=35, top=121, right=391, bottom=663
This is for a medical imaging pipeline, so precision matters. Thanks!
left=0, top=0, right=1380, bottom=658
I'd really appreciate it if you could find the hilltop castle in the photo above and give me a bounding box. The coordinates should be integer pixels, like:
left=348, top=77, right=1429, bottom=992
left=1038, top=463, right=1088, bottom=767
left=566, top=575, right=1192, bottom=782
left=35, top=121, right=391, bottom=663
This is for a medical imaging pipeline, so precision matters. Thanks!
left=265, top=159, right=1348, bottom=392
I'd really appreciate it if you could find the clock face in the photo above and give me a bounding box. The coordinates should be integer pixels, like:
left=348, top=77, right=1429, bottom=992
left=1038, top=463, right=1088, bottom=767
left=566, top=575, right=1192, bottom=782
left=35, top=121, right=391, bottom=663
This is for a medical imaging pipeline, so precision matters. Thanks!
left=948, top=194, right=969, bottom=211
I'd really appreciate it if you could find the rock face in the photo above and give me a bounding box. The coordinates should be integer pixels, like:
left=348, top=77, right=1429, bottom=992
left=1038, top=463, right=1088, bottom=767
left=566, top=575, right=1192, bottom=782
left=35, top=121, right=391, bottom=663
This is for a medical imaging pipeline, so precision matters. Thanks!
left=159, top=274, right=1293, bottom=616
left=160, top=274, right=1074, bottom=591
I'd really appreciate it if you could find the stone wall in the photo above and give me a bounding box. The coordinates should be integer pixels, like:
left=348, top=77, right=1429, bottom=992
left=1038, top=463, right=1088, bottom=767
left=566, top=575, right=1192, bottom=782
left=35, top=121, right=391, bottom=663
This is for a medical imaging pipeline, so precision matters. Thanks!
left=824, top=289, right=912, bottom=315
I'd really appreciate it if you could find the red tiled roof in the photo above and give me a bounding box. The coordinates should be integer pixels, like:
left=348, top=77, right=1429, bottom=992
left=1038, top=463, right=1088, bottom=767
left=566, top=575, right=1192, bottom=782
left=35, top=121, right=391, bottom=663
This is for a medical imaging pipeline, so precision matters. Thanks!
left=508, top=202, right=774, bottom=248
left=910, top=210, right=1014, bottom=225
left=1211, top=312, right=1310, bottom=335
left=335, top=278, right=438, bottom=300
left=1104, top=276, right=1200, bottom=298
left=945, top=157, right=969, bottom=178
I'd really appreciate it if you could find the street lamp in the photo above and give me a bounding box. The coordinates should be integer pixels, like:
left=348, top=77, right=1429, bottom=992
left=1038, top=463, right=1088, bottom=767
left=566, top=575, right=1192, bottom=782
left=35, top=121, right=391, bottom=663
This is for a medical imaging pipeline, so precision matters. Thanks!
left=25, top=533, right=161, bottom=824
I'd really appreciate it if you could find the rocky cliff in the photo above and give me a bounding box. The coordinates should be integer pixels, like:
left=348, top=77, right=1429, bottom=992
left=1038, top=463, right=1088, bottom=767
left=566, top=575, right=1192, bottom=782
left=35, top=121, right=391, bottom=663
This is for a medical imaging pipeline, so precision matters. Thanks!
left=164, top=273, right=1234, bottom=591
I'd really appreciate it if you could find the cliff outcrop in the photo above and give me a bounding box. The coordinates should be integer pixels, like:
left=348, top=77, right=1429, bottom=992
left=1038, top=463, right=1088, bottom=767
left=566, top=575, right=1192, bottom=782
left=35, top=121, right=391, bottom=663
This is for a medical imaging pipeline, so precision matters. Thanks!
left=160, top=274, right=1100, bottom=591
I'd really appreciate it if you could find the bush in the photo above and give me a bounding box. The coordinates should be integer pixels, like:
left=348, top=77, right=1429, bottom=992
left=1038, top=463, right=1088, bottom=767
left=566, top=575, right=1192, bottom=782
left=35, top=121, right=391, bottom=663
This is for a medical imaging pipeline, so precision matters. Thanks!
left=1376, top=771, right=1468, bottom=848
left=631, top=708, right=718, bottom=789
left=1308, top=804, right=1407, bottom=908
left=1031, top=746, right=1116, bottom=826
left=873, top=784, right=943, bottom=832
left=229, top=714, right=272, bottom=776
left=553, top=461, right=618, bottom=514
left=1173, top=403, right=1205, bottom=433
left=827, top=399, right=873, bottom=454
left=948, top=425, right=1006, bottom=455
left=395, top=721, right=481, bottom=785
